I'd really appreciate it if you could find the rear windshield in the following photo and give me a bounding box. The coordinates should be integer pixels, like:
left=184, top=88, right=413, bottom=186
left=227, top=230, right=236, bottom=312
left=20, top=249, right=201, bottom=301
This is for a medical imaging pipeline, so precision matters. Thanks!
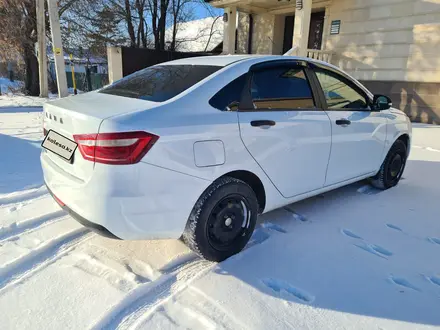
left=99, top=65, right=220, bottom=102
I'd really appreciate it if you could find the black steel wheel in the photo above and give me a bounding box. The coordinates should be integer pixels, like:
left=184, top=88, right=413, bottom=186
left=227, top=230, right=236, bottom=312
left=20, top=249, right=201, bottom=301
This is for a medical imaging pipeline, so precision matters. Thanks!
left=371, top=139, right=407, bottom=190
left=206, top=194, right=252, bottom=252
left=182, top=177, right=259, bottom=262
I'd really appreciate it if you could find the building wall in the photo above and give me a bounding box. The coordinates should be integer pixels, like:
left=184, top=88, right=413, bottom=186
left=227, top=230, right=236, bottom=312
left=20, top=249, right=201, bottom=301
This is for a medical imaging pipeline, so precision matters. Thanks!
left=325, top=0, right=440, bottom=124
left=326, top=0, right=440, bottom=83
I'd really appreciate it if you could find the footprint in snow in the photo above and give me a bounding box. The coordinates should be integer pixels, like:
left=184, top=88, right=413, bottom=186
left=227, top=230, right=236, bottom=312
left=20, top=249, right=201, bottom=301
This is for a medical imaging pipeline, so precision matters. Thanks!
left=341, top=228, right=362, bottom=240
left=386, top=224, right=403, bottom=232
left=283, top=207, right=307, bottom=222
left=261, top=278, right=314, bottom=303
left=357, top=185, right=381, bottom=195
left=427, top=237, right=440, bottom=245
left=389, top=275, right=421, bottom=292
left=247, top=228, right=270, bottom=248
left=424, top=275, right=440, bottom=288
left=261, top=222, right=287, bottom=233
left=354, top=243, right=393, bottom=259
left=7, top=206, right=17, bottom=213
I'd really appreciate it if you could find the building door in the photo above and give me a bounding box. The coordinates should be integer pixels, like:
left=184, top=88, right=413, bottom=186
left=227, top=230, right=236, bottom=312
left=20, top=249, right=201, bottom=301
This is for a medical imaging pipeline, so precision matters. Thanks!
left=282, top=16, right=294, bottom=54
left=308, top=11, right=325, bottom=50
left=282, top=11, right=325, bottom=53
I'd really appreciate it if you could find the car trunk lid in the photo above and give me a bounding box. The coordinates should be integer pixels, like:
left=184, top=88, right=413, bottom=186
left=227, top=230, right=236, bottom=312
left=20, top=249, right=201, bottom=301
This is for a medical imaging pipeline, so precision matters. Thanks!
left=42, top=93, right=158, bottom=182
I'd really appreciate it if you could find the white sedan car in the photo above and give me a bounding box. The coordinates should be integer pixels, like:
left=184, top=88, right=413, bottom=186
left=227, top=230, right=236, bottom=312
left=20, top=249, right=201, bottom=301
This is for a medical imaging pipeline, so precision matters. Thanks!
left=41, top=55, right=411, bottom=261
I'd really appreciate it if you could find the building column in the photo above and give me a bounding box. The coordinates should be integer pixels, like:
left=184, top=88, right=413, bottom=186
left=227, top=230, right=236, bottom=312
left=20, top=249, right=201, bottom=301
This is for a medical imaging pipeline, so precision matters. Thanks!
left=321, top=6, right=331, bottom=51
left=292, top=0, right=312, bottom=57
left=107, top=47, right=123, bottom=84
left=223, top=7, right=237, bottom=54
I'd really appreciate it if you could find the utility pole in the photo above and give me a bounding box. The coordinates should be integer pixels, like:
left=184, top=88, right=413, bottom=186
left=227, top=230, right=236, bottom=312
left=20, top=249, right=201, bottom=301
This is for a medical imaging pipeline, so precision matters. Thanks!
left=47, top=0, right=68, bottom=97
left=36, top=0, right=48, bottom=97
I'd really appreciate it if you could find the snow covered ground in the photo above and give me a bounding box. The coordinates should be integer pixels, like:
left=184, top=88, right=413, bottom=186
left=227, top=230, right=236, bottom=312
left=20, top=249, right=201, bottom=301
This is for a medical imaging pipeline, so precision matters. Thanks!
left=0, top=105, right=439, bottom=330
left=0, top=77, right=80, bottom=108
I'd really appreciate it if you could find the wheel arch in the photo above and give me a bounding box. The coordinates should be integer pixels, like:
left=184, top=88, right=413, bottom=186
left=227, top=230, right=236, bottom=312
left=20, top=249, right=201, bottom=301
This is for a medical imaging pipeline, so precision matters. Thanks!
left=220, top=170, right=266, bottom=214
left=396, top=133, right=410, bottom=155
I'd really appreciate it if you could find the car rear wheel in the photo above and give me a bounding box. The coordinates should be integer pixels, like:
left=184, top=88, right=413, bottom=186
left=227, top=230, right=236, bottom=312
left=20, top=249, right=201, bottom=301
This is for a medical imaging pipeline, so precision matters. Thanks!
left=370, top=139, right=407, bottom=190
left=182, top=177, right=259, bottom=262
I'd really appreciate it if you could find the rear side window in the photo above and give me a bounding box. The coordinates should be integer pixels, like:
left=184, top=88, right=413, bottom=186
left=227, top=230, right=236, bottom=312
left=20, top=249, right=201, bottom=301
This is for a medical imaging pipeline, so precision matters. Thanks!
left=99, top=65, right=220, bottom=102
left=251, top=67, right=315, bottom=110
left=209, top=74, right=247, bottom=111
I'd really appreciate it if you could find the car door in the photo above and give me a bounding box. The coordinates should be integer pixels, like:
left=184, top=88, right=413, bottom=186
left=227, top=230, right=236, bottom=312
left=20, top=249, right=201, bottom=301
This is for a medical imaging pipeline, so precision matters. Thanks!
left=238, top=62, right=332, bottom=198
left=311, top=66, right=387, bottom=186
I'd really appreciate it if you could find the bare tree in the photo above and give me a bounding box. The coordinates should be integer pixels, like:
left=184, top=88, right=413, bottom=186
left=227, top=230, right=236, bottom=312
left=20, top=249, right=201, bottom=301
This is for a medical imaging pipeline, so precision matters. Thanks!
left=0, top=0, right=39, bottom=95
left=0, top=0, right=81, bottom=95
left=168, top=0, right=194, bottom=51
left=204, top=15, right=221, bottom=52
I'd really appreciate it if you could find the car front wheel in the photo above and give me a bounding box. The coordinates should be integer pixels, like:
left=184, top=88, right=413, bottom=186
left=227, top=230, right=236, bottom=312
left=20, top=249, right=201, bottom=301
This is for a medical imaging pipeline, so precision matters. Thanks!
left=370, top=139, right=407, bottom=190
left=182, top=177, right=259, bottom=262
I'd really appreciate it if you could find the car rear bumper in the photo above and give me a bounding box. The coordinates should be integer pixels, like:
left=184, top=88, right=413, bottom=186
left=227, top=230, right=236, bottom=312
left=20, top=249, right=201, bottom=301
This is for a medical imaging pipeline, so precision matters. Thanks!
left=41, top=151, right=211, bottom=240
left=46, top=184, right=120, bottom=239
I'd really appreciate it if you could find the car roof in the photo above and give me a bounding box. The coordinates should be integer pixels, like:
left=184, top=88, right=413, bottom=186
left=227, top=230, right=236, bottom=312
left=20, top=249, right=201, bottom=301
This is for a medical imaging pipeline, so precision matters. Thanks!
left=159, top=55, right=261, bottom=67
left=160, top=54, right=340, bottom=70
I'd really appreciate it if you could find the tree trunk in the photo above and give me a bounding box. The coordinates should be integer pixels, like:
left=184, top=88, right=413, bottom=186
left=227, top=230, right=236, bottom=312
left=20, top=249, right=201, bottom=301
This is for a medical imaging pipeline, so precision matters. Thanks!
left=170, top=0, right=179, bottom=51
left=158, top=0, right=168, bottom=50
left=23, top=44, right=40, bottom=96
left=141, top=19, right=147, bottom=48
left=136, top=0, right=146, bottom=48
left=124, top=0, right=136, bottom=47
left=151, top=0, right=159, bottom=50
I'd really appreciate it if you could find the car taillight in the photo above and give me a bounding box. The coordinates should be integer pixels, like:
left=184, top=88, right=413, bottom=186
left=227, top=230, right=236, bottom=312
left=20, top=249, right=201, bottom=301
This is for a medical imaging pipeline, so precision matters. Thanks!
left=53, top=194, right=65, bottom=207
left=73, top=131, right=159, bottom=165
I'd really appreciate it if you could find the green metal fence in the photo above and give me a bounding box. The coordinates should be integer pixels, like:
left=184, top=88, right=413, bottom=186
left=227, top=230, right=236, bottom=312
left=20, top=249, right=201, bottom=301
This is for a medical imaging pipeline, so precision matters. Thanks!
left=66, top=72, right=108, bottom=92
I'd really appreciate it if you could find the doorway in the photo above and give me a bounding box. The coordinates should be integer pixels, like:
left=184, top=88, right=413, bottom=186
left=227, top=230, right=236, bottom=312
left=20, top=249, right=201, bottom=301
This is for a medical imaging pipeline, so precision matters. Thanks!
left=282, top=10, right=325, bottom=54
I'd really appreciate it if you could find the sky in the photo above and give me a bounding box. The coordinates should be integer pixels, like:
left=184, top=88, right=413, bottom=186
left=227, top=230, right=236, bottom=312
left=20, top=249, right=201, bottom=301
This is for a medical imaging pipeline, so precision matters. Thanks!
left=193, top=1, right=223, bottom=19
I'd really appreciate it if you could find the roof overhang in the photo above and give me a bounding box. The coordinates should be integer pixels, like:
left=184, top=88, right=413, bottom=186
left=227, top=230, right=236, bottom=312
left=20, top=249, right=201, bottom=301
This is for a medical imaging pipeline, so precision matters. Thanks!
left=205, top=0, right=330, bottom=14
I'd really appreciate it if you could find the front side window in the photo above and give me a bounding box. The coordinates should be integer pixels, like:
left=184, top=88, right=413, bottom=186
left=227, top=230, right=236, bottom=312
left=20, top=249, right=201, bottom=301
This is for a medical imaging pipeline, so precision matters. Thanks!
left=250, top=67, right=315, bottom=110
left=315, top=69, right=369, bottom=110
left=99, top=65, right=220, bottom=102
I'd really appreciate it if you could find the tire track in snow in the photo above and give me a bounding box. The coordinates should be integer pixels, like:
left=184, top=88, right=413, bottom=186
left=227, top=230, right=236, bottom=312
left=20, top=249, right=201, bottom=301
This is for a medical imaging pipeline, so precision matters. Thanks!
left=91, top=222, right=288, bottom=329
left=0, top=185, right=48, bottom=207
left=413, top=145, right=440, bottom=153
left=0, top=228, right=94, bottom=292
left=90, top=257, right=214, bottom=330
left=0, top=210, right=67, bottom=243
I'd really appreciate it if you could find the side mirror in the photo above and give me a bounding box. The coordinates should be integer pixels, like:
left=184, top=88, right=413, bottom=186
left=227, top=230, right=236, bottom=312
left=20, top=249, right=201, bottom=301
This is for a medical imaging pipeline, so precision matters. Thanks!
left=225, top=101, right=240, bottom=111
left=373, top=94, right=392, bottom=111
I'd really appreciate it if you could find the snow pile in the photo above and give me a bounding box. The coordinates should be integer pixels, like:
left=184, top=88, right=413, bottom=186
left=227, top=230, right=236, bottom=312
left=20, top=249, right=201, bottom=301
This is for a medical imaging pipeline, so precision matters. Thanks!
left=0, top=108, right=439, bottom=330
left=0, top=77, right=24, bottom=94
left=0, top=77, right=82, bottom=108
left=0, top=77, right=50, bottom=108
left=165, top=17, right=223, bottom=52
left=0, top=95, right=52, bottom=108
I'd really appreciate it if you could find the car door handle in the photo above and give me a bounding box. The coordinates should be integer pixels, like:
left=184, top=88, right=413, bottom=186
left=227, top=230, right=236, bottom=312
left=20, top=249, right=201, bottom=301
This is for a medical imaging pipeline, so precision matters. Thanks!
left=250, top=120, right=276, bottom=127
left=335, top=119, right=351, bottom=127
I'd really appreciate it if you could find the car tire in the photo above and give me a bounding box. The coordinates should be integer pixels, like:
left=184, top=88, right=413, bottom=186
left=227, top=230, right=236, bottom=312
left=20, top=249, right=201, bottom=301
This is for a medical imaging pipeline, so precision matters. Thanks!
left=182, top=176, right=259, bottom=262
left=370, top=139, right=407, bottom=190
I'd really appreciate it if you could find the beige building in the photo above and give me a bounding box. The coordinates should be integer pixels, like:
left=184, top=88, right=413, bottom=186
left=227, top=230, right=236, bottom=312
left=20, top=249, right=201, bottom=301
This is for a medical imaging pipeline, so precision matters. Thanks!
left=206, top=0, right=440, bottom=124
